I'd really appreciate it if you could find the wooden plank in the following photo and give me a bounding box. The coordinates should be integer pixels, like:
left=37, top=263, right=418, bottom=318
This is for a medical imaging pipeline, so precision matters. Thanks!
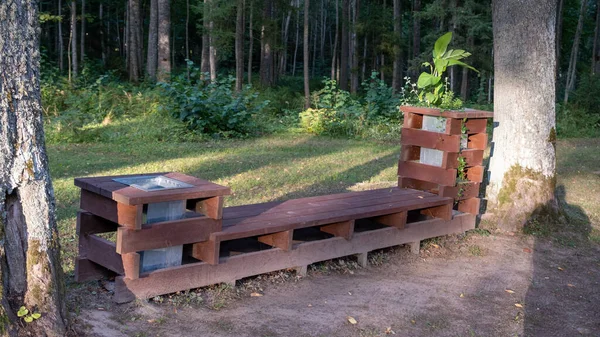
left=445, top=118, right=462, bottom=135
left=468, top=133, right=488, bottom=150
left=466, top=165, right=484, bottom=183
left=75, top=258, right=114, bottom=282
left=398, top=177, right=439, bottom=194
left=187, top=196, right=224, bottom=220
left=84, top=235, right=124, bottom=275
left=457, top=198, right=480, bottom=215
left=403, top=112, right=423, bottom=129
left=439, top=182, right=480, bottom=200
left=400, top=106, right=494, bottom=119
left=76, top=211, right=118, bottom=236
left=191, top=238, right=220, bottom=265
left=122, top=253, right=140, bottom=280
left=113, top=213, right=476, bottom=302
left=320, top=220, right=354, bottom=240
left=420, top=203, right=452, bottom=221
left=400, top=145, right=420, bottom=162
left=401, top=128, right=461, bottom=152
left=398, top=161, right=457, bottom=186
left=258, top=230, right=294, bottom=251
left=465, top=119, right=487, bottom=134
left=373, top=211, right=407, bottom=229
left=116, top=216, right=221, bottom=254
left=80, top=189, right=142, bottom=229
left=443, top=149, right=484, bottom=169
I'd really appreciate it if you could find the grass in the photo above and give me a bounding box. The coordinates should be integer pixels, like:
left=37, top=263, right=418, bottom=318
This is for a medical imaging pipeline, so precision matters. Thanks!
left=48, top=134, right=600, bottom=276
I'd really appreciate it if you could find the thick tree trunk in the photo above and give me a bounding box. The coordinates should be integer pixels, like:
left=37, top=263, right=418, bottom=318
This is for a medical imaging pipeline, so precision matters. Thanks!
left=248, top=1, right=254, bottom=84
left=260, top=0, right=274, bottom=86
left=236, top=0, right=245, bottom=91
left=330, top=0, right=338, bottom=80
left=392, top=0, right=402, bottom=92
left=487, top=0, right=558, bottom=230
left=157, top=0, right=171, bottom=81
left=70, top=0, right=77, bottom=79
left=564, top=0, right=587, bottom=104
left=304, top=0, right=310, bottom=108
left=201, top=0, right=210, bottom=77
left=80, top=0, right=85, bottom=64
left=0, top=1, right=68, bottom=334
left=339, top=0, right=348, bottom=90
left=127, top=0, right=141, bottom=82
left=146, top=0, right=158, bottom=81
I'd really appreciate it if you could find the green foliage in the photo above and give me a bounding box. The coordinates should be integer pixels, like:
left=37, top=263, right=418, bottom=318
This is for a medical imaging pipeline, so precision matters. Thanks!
left=17, top=306, right=40, bottom=324
left=417, top=32, right=477, bottom=107
left=159, top=66, right=269, bottom=138
left=556, top=104, right=600, bottom=138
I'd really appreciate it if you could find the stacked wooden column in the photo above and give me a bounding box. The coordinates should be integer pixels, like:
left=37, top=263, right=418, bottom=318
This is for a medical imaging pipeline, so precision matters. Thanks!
left=398, top=106, right=493, bottom=215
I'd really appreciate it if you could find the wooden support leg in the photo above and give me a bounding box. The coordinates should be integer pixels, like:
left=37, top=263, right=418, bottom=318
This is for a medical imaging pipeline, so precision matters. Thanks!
left=457, top=198, right=481, bottom=215
left=320, top=220, right=354, bottom=240
left=187, top=196, right=224, bottom=219
left=191, top=238, right=220, bottom=265
left=258, top=230, right=293, bottom=251
left=122, top=252, right=140, bottom=280
left=373, top=211, right=408, bottom=229
left=409, top=241, right=420, bottom=255
left=420, top=203, right=453, bottom=221
left=356, top=252, right=368, bottom=268
left=75, top=258, right=113, bottom=282
left=295, top=265, right=308, bottom=277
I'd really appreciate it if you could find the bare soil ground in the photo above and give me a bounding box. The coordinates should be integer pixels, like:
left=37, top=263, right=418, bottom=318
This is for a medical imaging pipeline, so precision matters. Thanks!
left=70, top=231, right=600, bottom=337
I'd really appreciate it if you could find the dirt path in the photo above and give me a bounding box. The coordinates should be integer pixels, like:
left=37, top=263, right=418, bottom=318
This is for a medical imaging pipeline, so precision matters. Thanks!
left=73, top=232, right=600, bottom=337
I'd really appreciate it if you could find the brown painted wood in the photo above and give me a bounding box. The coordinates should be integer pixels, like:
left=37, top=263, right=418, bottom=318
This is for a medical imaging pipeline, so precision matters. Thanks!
left=191, top=238, right=220, bottom=265
left=258, top=230, right=294, bottom=251
left=75, top=258, right=114, bottom=282
left=373, top=211, right=408, bottom=229
left=80, top=189, right=142, bottom=229
left=465, top=119, right=487, bottom=134
left=420, top=203, right=452, bottom=221
left=443, top=149, right=484, bottom=169
left=76, top=211, right=118, bottom=236
left=187, top=196, right=224, bottom=219
left=401, top=128, right=461, bottom=152
left=468, top=133, right=488, bottom=150
left=445, top=118, right=462, bottom=135
left=457, top=198, right=480, bottom=215
left=116, top=216, right=221, bottom=254
left=439, top=182, right=480, bottom=200
left=83, top=234, right=124, bottom=274
left=466, top=165, right=484, bottom=183
left=399, top=106, right=494, bottom=119
left=403, top=111, right=423, bottom=129
left=320, top=220, right=355, bottom=240
left=398, top=177, right=439, bottom=194
left=400, top=145, right=420, bottom=162
left=113, top=213, right=476, bottom=302
left=122, top=253, right=140, bottom=280
left=398, top=161, right=457, bottom=186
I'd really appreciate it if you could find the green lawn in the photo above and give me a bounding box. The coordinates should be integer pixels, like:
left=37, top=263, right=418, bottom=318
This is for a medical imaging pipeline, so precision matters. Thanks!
left=48, top=135, right=600, bottom=274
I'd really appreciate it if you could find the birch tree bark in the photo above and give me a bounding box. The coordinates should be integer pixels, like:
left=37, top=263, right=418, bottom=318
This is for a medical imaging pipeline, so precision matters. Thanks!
left=0, top=0, right=68, bottom=334
left=487, top=0, right=559, bottom=230
left=201, top=0, right=211, bottom=77
left=70, top=0, right=77, bottom=79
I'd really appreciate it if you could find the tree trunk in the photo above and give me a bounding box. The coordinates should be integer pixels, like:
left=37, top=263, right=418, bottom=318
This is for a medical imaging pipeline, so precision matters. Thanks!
left=392, top=0, right=402, bottom=92
left=186, top=0, right=190, bottom=79
left=0, top=1, right=68, bottom=334
left=127, top=0, right=141, bottom=82
left=146, top=0, right=158, bottom=81
left=564, top=0, right=587, bottom=104
left=487, top=0, right=558, bottom=230
left=279, top=5, right=291, bottom=76
left=556, top=0, right=564, bottom=77
left=58, top=0, right=64, bottom=72
left=331, top=0, right=338, bottom=80
left=70, top=0, right=77, bottom=79
left=99, top=3, right=106, bottom=67
left=350, top=0, right=359, bottom=93
left=201, top=0, right=210, bottom=77
left=209, top=18, right=217, bottom=80
left=592, top=0, right=600, bottom=74
left=236, top=0, right=245, bottom=91
left=260, top=0, right=274, bottom=86
left=292, top=0, right=299, bottom=76
left=460, top=35, right=473, bottom=100
left=80, top=0, right=85, bottom=64
left=304, top=0, right=310, bottom=108
left=248, top=0, right=254, bottom=84
left=411, top=0, right=421, bottom=76
left=157, top=0, right=171, bottom=81
left=339, top=0, right=348, bottom=90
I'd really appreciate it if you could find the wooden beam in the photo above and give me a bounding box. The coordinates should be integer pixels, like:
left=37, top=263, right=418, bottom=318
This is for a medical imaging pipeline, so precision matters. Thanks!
left=80, top=189, right=142, bottom=229
left=191, top=238, right=220, bottom=265
left=398, top=161, right=457, bottom=187
left=258, top=230, right=293, bottom=251
left=402, top=112, right=423, bottom=129
left=420, top=203, right=453, bottom=221
left=443, top=149, right=484, bottom=169
left=116, top=216, right=221, bottom=254
left=187, top=196, right=224, bottom=220
left=401, top=128, right=461, bottom=153
left=82, top=234, right=124, bottom=275
left=468, top=133, right=488, bottom=150
left=464, top=119, right=487, bottom=134
left=457, top=198, right=481, bottom=215
left=74, top=258, right=114, bottom=282
left=122, top=253, right=140, bottom=280
left=76, top=211, right=119, bottom=236
left=113, top=213, right=476, bottom=303
left=373, top=212, right=407, bottom=229
left=320, top=220, right=354, bottom=240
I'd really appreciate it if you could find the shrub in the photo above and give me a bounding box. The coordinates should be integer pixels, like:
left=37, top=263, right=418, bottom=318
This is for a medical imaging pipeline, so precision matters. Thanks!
left=556, top=104, right=600, bottom=138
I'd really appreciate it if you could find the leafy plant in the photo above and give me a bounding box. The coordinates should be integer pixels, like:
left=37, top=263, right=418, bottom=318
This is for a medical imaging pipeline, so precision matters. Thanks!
left=17, top=306, right=41, bottom=323
left=417, top=32, right=478, bottom=107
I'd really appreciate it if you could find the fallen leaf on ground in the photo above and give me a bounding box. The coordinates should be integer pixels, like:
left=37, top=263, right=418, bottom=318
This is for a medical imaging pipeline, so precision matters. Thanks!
left=505, top=289, right=515, bottom=294
left=250, top=292, right=263, bottom=297
left=385, top=327, right=396, bottom=334
left=558, top=267, right=564, bottom=271
left=417, top=196, right=424, bottom=199
left=347, top=316, right=358, bottom=325
left=523, top=248, right=532, bottom=253
left=459, top=293, right=464, bottom=298
left=515, top=303, right=523, bottom=308
left=432, top=244, right=440, bottom=249
left=567, top=284, right=575, bottom=287
left=147, top=319, right=156, bottom=324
